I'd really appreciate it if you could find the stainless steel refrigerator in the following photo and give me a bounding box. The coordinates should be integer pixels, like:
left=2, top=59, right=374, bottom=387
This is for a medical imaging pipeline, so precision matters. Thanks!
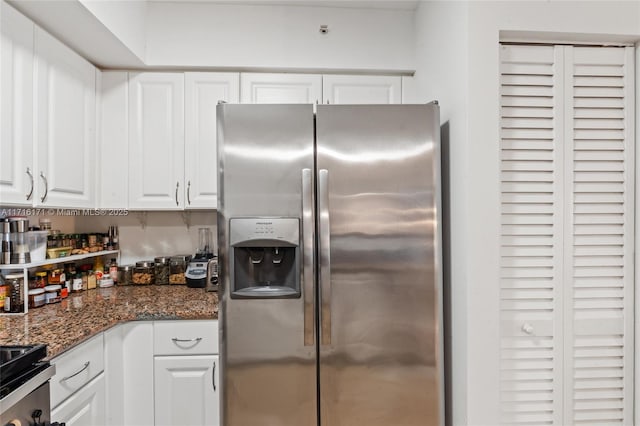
left=217, top=103, right=443, bottom=426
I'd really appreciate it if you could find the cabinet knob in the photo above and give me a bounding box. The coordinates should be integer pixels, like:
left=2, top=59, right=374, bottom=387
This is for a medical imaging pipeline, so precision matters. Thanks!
left=521, top=323, right=534, bottom=335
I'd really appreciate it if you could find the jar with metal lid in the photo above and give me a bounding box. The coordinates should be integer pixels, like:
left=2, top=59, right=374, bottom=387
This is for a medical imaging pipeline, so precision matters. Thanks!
left=169, top=255, right=190, bottom=285
left=154, top=256, right=170, bottom=285
left=133, top=260, right=155, bottom=285
left=44, top=284, right=61, bottom=304
left=34, top=271, right=47, bottom=288
left=28, top=288, right=46, bottom=308
left=117, top=265, right=134, bottom=286
left=3, top=273, right=23, bottom=313
left=48, top=268, right=63, bottom=285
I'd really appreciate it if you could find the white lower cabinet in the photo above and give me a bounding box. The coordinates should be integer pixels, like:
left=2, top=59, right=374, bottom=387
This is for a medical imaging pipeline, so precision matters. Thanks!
left=153, top=319, right=219, bottom=426
left=154, top=355, right=220, bottom=426
left=51, top=373, right=105, bottom=426
left=100, top=320, right=219, bottom=426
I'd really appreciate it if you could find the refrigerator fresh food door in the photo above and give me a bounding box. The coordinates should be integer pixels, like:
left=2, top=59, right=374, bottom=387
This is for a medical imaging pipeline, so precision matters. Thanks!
left=316, top=104, right=443, bottom=426
left=217, top=104, right=317, bottom=426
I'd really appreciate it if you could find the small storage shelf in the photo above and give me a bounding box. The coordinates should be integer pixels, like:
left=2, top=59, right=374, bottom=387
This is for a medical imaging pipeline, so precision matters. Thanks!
left=1, top=250, right=120, bottom=315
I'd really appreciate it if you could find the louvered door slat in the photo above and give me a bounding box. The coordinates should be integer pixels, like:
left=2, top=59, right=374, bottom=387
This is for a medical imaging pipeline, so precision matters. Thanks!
left=564, top=45, right=634, bottom=426
left=500, top=44, right=563, bottom=425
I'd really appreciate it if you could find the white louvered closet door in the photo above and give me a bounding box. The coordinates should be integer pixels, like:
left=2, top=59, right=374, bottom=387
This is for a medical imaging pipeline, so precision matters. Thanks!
left=499, top=44, right=635, bottom=426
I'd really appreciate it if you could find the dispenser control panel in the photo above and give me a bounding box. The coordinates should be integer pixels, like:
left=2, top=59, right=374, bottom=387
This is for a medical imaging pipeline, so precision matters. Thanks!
left=230, top=218, right=299, bottom=246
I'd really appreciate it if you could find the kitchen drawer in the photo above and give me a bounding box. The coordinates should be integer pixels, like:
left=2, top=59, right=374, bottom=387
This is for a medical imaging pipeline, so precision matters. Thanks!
left=51, top=333, right=104, bottom=408
left=153, top=320, right=218, bottom=355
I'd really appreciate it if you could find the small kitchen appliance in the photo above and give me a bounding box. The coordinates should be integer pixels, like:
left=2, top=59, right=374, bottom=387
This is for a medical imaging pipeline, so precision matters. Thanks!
left=185, top=228, right=216, bottom=288
left=1, top=219, right=11, bottom=264
left=9, top=217, right=30, bottom=264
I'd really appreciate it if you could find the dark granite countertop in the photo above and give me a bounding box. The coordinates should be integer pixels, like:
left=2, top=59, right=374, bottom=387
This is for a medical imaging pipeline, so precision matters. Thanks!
left=0, top=285, right=218, bottom=359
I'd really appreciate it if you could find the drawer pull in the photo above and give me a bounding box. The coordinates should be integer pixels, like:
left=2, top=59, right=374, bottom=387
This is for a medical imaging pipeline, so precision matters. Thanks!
left=171, top=337, right=202, bottom=343
left=212, top=360, right=217, bottom=392
left=61, top=361, right=90, bottom=381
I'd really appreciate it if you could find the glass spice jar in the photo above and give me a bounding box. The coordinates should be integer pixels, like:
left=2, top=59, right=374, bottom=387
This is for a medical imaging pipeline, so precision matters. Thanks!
left=4, top=273, right=24, bottom=313
left=133, top=261, right=155, bottom=285
left=169, top=255, right=190, bottom=285
left=117, top=265, right=134, bottom=286
left=154, top=257, right=170, bottom=285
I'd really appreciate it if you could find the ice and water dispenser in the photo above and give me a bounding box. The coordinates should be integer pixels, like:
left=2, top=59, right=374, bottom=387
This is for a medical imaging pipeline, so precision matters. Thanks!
left=229, top=218, right=300, bottom=298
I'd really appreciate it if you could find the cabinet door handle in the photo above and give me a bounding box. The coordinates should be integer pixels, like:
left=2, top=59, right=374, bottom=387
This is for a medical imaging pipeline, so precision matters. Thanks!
left=61, top=361, right=90, bottom=381
left=39, top=172, right=48, bottom=203
left=187, top=180, right=191, bottom=205
left=171, top=337, right=202, bottom=343
left=175, top=181, right=179, bottom=206
left=212, top=360, right=217, bottom=391
left=25, top=168, right=34, bottom=200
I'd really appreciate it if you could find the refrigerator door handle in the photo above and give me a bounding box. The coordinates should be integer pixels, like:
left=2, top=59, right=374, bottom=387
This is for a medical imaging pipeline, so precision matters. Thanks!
left=302, top=168, right=315, bottom=346
left=318, top=169, right=331, bottom=346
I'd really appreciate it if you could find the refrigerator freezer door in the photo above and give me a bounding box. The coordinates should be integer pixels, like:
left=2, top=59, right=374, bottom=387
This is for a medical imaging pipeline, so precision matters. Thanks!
left=316, top=104, right=443, bottom=426
left=217, top=104, right=317, bottom=426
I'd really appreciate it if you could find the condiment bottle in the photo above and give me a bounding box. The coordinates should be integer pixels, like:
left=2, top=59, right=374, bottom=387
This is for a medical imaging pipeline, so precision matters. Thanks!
left=94, top=256, right=104, bottom=274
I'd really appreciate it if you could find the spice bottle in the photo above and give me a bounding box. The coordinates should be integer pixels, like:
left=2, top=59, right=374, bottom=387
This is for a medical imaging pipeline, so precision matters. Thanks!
left=72, top=272, right=83, bottom=293
left=109, top=258, right=118, bottom=283
left=0, top=275, right=8, bottom=310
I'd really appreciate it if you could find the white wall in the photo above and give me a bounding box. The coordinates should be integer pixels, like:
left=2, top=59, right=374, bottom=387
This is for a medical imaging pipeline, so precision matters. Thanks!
left=79, top=0, right=147, bottom=61
left=411, top=2, right=469, bottom=425
left=75, top=211, right=217, bottom=265
left=145, top=1, right=415, bottom=72
left=412, top=1, right=640, bottom=425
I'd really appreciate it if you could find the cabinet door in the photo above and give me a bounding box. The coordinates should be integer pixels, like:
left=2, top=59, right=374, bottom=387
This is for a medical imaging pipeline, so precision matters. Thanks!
left=129, top=72, right=185, bottom=209
left=51, top=373, right=106, bottom=426
left=240, top=73, right=321, bottom=104
left=154, top=355, right=219, bottom=426
left=104, top=322, right=154, bottom=426
left=34, top=27, right=96, bottom=208
left=185, top=73, right=239, bottom=209
left=0, top=2, right=34, bottom=206
left=322, top=75, right=401, bottom=104
left=98, top=71, right=129, bottom=209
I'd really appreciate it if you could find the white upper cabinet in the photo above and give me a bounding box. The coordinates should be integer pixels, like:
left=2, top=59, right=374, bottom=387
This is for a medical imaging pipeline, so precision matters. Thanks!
left=0, top=2, right=34, bottom=206
left=322, top=75, right=402, bottom=104
left=128, top=72, right=185, bottom=210
left=185, top=72, right=239, bottom=209
left=98, top=71, right=129, bottom=209
left=240, top=73, right=321, bottom=104
left=34, top=27, right=96, bottom=208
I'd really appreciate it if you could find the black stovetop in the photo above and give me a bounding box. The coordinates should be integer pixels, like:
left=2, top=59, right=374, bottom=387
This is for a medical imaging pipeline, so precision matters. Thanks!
left=0, top=344, right=49, bottom=399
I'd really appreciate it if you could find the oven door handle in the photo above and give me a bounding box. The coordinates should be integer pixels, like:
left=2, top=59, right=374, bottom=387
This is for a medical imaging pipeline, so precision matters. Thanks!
left=61, top=361, right=90, bottom=381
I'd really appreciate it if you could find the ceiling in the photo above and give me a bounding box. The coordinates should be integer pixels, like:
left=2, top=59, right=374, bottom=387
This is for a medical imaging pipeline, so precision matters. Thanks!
left=147, top=0, right=421, bottom=10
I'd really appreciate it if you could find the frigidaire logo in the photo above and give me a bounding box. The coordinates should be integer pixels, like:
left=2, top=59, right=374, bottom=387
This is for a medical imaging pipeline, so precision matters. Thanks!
left=256, top=222, right=272, bottom=225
